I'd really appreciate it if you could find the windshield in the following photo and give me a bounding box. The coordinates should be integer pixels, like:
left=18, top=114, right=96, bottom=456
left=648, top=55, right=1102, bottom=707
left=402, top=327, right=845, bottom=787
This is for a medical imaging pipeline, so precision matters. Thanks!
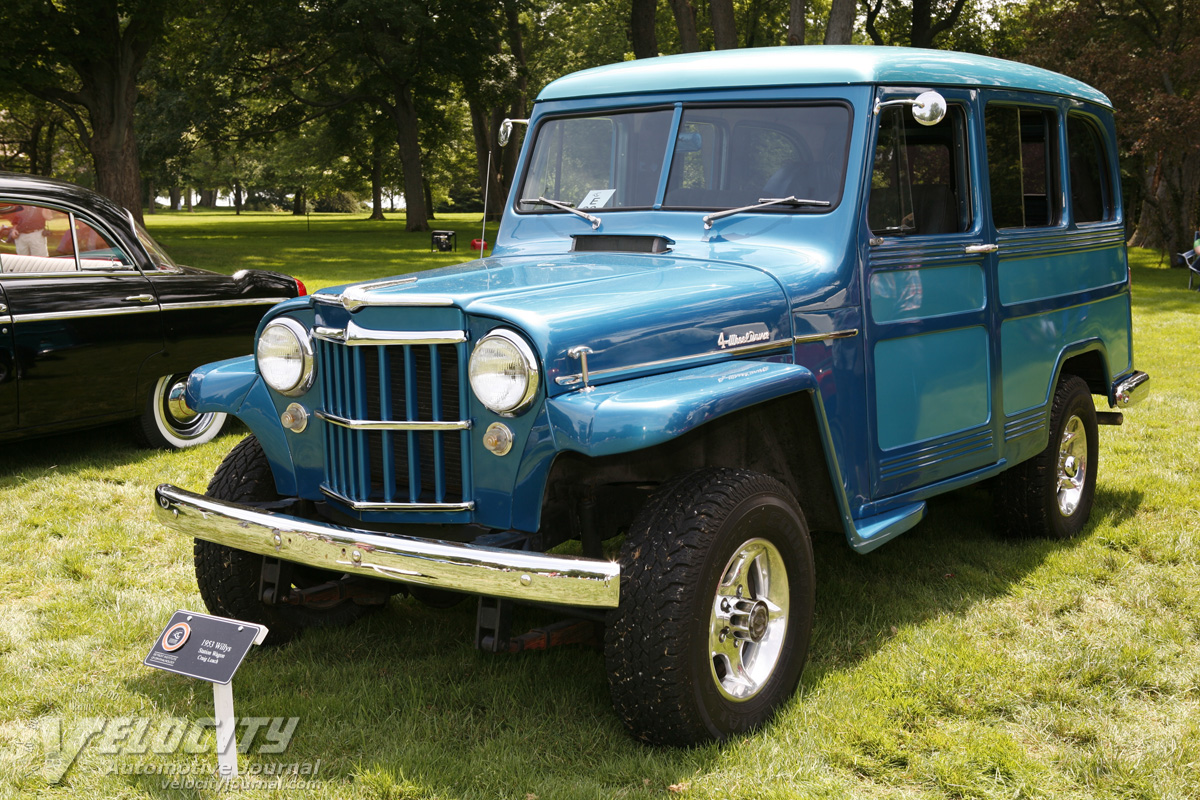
left=517, top=104, right=851, bottom=216
left=132, top=219, right=179, bottom=269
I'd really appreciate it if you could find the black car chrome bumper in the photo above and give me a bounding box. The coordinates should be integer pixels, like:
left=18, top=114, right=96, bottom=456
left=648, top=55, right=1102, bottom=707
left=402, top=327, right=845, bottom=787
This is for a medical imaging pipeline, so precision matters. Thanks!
left=154, top=484, right=620, bottom=609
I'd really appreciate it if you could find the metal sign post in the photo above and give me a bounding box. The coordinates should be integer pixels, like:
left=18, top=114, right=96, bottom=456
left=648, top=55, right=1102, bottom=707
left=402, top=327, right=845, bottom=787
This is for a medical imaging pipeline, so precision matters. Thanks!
left=145, top=611, right=268, bottom=781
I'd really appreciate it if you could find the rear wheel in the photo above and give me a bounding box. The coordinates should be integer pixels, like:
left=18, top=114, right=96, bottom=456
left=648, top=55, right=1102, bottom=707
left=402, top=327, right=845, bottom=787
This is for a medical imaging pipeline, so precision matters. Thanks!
left=135, top=373, right=227, bottom=449
left=995, top=374, right=1099, bottom=539
left=194, top=435, right=376, bottom=643
left=605, top=468, right=815, bottom=746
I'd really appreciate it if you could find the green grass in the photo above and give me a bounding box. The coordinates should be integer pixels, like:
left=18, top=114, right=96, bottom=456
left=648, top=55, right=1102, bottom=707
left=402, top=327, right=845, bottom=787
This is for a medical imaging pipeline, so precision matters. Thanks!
left=0, top=216, right=1197, bottom=799
left=143, top=209, right=491, bottom=290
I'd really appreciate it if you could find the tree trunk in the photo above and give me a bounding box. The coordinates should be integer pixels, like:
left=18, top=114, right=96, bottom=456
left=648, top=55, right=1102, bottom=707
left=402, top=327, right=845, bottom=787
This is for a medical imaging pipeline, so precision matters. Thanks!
left=468, top=101, right=508, bottom=223
left=88, top=108, right=145, bottom=222
left=186, top=188, right=193, bottom=212
left=631, top=0, right=659, bottom=58
left=788, top=0, right=806, bottom=45
left=146, top=178, right=156, bottom=214
left=292, top=188, right=306, bottom=216
left=1129, top=149, right=1200, bottom=256
left=423, top=177, right=435, bottom=221
left=710, top=0, right=738, bottom=49
left=824, top=0, right=856, bottom=44
left=369, top=139, right=386, bottom=220
left=233, top=180, right=242, bottom=215
left=669, top=0, right=701, bottom=52
left=169, top=186, right=181, bottom=211
left=389, top=88, right=429, bottom=232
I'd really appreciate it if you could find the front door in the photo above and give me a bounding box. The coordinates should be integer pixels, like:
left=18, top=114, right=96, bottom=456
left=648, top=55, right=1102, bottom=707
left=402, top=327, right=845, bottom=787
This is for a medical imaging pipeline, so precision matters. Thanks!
left=0, top=202, right=163, bottom=432
left=863, top=87, right=999, bottom=498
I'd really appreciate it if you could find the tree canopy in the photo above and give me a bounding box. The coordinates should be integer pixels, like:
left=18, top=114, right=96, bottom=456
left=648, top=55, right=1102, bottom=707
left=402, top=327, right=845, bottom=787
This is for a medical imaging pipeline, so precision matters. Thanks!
left=0, top=0, right=1187, bottom=251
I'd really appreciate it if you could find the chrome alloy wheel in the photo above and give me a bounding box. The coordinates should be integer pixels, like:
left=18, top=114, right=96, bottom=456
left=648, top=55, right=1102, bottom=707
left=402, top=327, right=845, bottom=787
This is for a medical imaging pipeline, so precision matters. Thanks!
left=1056, top=414, right=1089, bottom=517
left=709, top=537, right=789, bottom=701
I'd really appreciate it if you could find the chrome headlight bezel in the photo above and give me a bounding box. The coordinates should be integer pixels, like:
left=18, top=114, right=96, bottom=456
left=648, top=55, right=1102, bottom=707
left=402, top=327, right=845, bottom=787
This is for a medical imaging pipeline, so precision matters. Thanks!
left=468, top=328, right=540, bottom=416
left=257, top=317, right=315, bottom=397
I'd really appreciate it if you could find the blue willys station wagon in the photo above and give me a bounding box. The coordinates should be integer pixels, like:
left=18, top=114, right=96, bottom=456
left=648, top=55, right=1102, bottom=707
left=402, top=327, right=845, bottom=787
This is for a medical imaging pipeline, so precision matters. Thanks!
left=155, top=46, right=1150, bottom=745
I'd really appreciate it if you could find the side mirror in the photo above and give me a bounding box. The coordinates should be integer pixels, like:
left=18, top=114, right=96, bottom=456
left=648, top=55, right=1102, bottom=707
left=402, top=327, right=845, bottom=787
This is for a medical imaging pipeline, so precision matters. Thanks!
left=873, top=90, right=948, bottom=126
left=498, top=118, right=529, bottom=147
left=911, top=91, right=947, bottom=126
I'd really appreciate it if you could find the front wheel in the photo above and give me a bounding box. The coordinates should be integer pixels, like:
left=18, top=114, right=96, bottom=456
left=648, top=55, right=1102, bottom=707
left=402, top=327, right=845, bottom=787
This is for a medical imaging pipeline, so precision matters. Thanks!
left=135, top=373, right=228, bottom=449
left=605, top=468, right=815, bottom=746
left=194, top=435, right=376, bottom=643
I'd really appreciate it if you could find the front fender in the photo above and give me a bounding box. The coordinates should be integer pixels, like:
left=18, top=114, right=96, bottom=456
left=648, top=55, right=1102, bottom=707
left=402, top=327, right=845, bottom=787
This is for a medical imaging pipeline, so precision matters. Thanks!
left=545, top=360, right=820, bottom=457
left=185, top=354, right=298, bottom=496
left=185, top=355, right=258, bottom=413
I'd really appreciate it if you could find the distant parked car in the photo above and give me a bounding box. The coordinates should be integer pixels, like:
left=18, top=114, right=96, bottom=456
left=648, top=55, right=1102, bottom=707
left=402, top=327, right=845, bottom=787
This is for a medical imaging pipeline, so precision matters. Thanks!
left=0, top=173, right=304, bottom=449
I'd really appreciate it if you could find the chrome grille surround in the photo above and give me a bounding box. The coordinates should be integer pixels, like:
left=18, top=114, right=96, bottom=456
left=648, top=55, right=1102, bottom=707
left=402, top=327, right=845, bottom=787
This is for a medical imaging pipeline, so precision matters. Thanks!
left=315, top=324, right=472, bottom=512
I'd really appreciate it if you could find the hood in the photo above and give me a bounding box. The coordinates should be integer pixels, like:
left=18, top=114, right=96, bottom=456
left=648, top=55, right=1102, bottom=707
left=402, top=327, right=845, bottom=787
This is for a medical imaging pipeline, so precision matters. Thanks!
left=313, top=253, right=792, bottom=393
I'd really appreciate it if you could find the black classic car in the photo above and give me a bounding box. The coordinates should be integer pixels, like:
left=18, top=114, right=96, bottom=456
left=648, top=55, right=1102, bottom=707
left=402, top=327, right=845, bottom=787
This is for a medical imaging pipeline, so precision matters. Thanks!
left=0, top=173, right=304, bottom=448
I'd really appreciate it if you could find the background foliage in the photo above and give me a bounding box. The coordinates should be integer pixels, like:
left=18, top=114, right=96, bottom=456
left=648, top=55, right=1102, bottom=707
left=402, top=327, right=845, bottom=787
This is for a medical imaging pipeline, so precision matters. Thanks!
left=3, top=0, right=1195, bottom=250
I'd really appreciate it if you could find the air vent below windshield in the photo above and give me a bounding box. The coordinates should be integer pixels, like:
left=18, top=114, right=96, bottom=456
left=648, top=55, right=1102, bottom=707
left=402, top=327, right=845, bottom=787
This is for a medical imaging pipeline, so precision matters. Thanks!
left=571, top=235, right=673, bottom=254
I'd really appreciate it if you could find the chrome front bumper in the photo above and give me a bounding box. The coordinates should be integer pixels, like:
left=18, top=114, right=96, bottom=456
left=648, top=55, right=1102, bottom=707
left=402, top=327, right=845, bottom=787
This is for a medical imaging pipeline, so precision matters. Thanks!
left=154, top=485, right=620, bottom=609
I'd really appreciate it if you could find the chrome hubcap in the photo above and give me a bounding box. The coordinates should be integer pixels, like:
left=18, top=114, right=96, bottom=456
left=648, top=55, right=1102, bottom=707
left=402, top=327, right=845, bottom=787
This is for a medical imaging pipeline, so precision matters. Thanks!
left=166, top=378, right=199, bottom=424
left=1056, top=415, right=1088, bottom=516
left=709, top=538, right=789, bottom=702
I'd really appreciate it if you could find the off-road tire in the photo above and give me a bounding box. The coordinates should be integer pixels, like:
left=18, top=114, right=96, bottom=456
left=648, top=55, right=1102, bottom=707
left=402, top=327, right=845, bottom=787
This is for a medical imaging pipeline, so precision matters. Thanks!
left=995, top=374, right=1099, bottom=539
left=605, top=468, right=815, bottom=746
left=194, top=435, right=374, bottom=643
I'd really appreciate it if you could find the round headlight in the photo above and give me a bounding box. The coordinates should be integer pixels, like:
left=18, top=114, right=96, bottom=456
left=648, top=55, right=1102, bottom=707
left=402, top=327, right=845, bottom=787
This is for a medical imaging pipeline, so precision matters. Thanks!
left=257, top=317, right=314, bottom=396
left=468, top=329, right=539, bottom=416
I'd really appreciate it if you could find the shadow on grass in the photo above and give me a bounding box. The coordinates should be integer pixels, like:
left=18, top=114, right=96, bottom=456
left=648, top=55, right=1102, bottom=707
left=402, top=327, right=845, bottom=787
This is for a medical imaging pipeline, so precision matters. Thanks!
left=803, top=485, right=1085, bottom=681
left=0, top=423, right=154, bottom=484
left=116, top=479, right=1142, bottom=799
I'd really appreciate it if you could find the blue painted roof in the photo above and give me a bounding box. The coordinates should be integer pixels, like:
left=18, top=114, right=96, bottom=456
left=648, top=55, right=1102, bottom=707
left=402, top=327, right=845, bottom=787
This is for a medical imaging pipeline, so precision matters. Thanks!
left=537, top=46, right=1111, bottom=107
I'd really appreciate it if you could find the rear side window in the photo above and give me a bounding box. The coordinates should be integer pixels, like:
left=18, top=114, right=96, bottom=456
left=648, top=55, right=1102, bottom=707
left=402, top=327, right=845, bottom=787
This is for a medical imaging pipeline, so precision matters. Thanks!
left=985, top=105, right=1059, bottom=229
left=868, top=104, right=972, bottom=236
left=1067, top=115, right=1114, bottom=224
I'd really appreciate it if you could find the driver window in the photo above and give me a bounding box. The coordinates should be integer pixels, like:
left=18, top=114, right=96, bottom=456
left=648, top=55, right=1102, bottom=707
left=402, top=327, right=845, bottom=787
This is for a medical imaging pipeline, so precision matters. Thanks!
left=0, top=203, right=76, bottom=272
left=57, top=215, right=133, bottom=269
left=869, top=104, right=972, bottom=236
left=0, top=203, right=132, bottom=273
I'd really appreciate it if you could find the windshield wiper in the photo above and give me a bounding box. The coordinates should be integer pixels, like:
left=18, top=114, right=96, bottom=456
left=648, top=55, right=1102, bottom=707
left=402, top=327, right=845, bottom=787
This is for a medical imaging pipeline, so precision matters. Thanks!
left=702, top=196, right=831, bottom=230
left=528, top=196, right=601, bottom=230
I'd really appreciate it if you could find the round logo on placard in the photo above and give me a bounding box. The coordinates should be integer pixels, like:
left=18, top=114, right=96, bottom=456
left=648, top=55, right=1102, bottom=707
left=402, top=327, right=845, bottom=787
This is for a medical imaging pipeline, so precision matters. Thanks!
left=162, top=622, right=191, bottom=652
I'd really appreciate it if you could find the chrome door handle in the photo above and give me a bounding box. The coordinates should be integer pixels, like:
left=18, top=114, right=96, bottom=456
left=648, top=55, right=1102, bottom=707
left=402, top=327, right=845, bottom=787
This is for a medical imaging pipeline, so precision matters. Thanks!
left=125, top=294, right=156, bottom=303
left=964, top=244, right=998, bottom=254
left=0, top=303, right=7, bottom=313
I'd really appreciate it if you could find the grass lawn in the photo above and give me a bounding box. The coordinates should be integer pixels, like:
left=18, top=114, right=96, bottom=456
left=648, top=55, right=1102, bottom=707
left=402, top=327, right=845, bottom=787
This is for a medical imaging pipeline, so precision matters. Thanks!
left=0, top=212, right=1196, bottom=799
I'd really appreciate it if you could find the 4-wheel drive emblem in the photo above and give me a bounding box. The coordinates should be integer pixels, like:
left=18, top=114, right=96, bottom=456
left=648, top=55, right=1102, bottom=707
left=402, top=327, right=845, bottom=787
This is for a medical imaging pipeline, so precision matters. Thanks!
left=717, top=323, right=771, bottom=350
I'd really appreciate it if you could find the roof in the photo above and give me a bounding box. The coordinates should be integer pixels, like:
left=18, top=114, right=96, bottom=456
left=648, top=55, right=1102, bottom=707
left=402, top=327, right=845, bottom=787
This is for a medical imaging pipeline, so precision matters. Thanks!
left=537, top=46, right=1111, bottom=108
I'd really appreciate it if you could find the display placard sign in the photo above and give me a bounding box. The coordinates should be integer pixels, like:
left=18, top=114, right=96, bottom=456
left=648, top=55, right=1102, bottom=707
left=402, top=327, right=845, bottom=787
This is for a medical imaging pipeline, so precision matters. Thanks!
left=144, top=611, right=266, bottom=685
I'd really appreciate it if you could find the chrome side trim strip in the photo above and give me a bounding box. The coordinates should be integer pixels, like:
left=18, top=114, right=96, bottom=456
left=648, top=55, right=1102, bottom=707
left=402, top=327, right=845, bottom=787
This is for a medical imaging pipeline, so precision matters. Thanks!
left=555, top=338, right=789, bottom=386
left=792, top=328, right=860, bottom=345
left=316, top=411, right=472, bottom=432
left=320, top=486, right=475, bottom=512
left=160, top=297, right=292, bottom=311
left=155, top=484, right=618, bottom=608
left=14, top=306, right=159, bottom=322
left=313, top=321, right=468, bottom=346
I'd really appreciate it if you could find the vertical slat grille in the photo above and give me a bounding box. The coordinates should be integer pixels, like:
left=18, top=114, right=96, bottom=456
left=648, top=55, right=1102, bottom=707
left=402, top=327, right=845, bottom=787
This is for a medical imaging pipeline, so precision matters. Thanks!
left=318, top=337, right=469, bottom=510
